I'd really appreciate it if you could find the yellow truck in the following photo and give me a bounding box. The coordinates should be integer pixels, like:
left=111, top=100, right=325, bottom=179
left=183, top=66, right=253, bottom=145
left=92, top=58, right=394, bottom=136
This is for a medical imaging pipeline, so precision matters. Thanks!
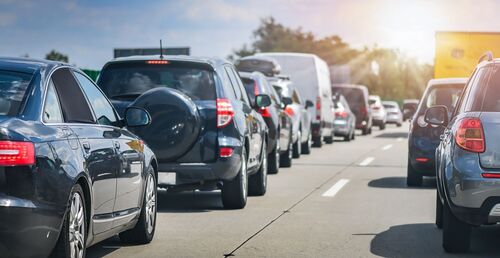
left=435, top=31, right=500, bottom=78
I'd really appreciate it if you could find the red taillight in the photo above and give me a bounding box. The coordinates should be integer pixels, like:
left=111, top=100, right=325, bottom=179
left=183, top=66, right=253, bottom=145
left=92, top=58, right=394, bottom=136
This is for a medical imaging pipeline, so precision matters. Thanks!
left=335, top=111, right=348, bottom=118
left=259, top=107, right=271, bottom=118
left=146, top=60, right=169, bottom=65
left=217, top=98, right=234, bottom=128
left=0, top=141, right=35, bottom=166
left=219, top=147, right=233, bottom=157
left=316, top=96, right=321, bottom=120
left=454, top=118, right=485, bottom=153
left=482, top=173, right=500, bottom=179
left=415, top=158, right=429, bottom=163
left=285, top=106, right=295, bottom=117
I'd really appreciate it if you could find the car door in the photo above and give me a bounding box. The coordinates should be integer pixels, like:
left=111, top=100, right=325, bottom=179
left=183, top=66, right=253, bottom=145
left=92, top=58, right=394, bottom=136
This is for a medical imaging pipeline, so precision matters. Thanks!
left=50, top=68, right=119, bottom=234
left=72, top=71, right=144, bottom=227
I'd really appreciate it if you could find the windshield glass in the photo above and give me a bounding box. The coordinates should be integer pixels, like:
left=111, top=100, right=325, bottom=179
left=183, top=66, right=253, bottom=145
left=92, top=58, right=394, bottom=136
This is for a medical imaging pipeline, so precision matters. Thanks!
left=425, top=85, right=463, bottom=110
left=332, top=87, right=365, bottom=108
left=0, top=70, right=32, bottom=116
left=98, top=62, right=216, bottom=101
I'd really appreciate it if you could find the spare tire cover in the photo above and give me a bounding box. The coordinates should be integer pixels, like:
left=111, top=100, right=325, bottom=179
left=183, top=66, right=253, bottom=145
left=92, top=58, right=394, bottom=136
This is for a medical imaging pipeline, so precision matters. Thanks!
left=128, top=87, right=201, bottom=162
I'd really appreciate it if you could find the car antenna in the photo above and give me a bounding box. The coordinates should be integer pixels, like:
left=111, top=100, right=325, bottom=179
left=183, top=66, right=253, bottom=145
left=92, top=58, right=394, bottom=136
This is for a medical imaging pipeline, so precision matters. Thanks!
left=159, top=39, right=164, bottom=60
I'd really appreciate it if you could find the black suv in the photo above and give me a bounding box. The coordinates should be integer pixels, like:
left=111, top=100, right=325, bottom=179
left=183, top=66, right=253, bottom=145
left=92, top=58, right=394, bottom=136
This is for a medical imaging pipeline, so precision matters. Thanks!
left=97, top=56, right=271, bottom=209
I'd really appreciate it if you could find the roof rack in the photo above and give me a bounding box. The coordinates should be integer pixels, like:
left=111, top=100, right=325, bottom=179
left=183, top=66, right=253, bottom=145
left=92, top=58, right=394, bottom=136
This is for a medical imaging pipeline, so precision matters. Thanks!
left=478, top=51, right=493, bottom=64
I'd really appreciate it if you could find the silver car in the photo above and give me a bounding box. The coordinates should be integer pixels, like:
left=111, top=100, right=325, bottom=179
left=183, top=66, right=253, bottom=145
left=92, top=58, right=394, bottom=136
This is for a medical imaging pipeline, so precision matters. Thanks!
left=382, top=101, right=403, bottom=127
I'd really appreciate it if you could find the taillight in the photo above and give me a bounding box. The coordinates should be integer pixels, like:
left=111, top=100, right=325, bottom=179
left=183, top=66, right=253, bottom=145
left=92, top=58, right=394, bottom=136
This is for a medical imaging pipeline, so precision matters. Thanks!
left=316, top=96, right=321, bottom=120
left=454, top=118, right=485, bottom=153
left=0, top=141, right=35, bottom=166
left=285, top=106, right=295, bottom=117
left=219, top=147, right=233, bottom=157
left=146, top=60, right=169, bottom=65
left=217, top=98, right=234, bottom=128
left=259, top=107, right=271, bottom=118
left=335, top=111, right=348, bottom=118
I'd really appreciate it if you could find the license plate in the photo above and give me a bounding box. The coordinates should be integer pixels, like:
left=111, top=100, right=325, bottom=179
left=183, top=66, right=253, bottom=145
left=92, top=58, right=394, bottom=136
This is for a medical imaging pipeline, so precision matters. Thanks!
left=158, top=172, right=176, bottom=185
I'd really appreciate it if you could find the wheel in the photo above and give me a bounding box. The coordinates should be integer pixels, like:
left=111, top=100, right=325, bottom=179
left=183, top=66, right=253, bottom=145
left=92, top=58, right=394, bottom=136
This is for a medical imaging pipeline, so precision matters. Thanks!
left=442, top=202, right=471, bottom=253
left=351, top=130, right=356, bottom=140
left=292, top=131, right=301, bottom=158
left=368, top=127, right=372, bottom=134
left=120, top=167, right=157, bottom=244
left=301, top=132, right=312, bottom=155
left=407, top=159, right=423, bottom=187
left=344, top=134, right=351, bottom=142
left=280, top=139, right=293, bottom=167
left=52, top=184, right=86, bottom=258
left=267, top=143, right=280, bottom=174
left=379, top=123, right=386, bottom=130
left=436, top=191, right=443, bottom=229
left=249, top=144, right=267, bottom=196
left=362, top=127, right=368, bottom=135
left=397, top=123, right=402, bottom=127
left=324, top=132, right=334, bottom=144
left=222, top=148, right=248, bottom=209
left=312, top=135, right=322, bottom=147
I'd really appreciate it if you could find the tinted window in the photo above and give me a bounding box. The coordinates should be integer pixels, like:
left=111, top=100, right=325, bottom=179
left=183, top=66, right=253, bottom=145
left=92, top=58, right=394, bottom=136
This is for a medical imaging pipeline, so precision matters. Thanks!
left=43, top=80, right=64, bottom=123
left=479, top=65, right=500, bottom=112
left=242, top=77, right=256, bottom=103
left=0, top=70, right=32, bottom=116
left=74, top=72, right=118, bottom=126
left=224, top=67, right=242, bottom=99
left=332, top=87, right=365, bottom=108
left=98, top=61, right=216, bottom=101
left=231, top=68, right=251, bottom=105
left=425, top=85, right=463, bottom=111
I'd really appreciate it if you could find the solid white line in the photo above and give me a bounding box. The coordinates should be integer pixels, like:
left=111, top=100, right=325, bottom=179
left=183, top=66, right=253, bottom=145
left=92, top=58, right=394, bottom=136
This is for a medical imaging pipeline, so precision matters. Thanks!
left=359, top=157, right=375, bottom=166
left=322, top=179, right=350, bottom=197
left=382, top=144, right=393, bottom=150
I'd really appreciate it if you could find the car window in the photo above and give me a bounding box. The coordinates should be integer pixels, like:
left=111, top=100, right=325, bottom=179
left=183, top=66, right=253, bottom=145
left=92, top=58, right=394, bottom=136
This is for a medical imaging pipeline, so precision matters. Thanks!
left=478, top=65, right=500, bottom=112
left=242, top=77, right=256, bottom=106
left=332, top=87, right=365, bottom=109
left=217, top=68, right=236, bottom=99
left=43, top=80, right=64, bottom=123
left=425, top=85, right=463, bottom=111
left=51, top=68, right=95, bottom=124
left=230, top=68, right=251, bottom=105
left=98, top=61, right=216, bottom=101
left=224, top=67, right=242, bottom=100
left=0, top=70, right=33, bottom=116
left=74, top=72, right=118, bottom=126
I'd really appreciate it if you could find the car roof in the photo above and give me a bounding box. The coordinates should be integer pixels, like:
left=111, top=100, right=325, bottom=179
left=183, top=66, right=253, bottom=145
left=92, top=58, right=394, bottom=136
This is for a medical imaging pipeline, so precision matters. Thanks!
left=428, top=77, right=468, bottom=86
left=0, top=57, right=66, bottom=74
left=106, top=55, right=231, bottom=68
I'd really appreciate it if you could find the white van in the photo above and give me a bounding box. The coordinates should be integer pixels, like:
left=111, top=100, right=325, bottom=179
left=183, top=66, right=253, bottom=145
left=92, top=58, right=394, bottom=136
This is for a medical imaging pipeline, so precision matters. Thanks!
left=256, top=53, right=334, bottom=147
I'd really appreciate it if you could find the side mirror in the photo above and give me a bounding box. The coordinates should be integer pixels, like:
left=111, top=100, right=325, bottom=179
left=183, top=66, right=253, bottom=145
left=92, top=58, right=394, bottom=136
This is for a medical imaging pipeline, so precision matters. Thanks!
left=281, top=97, right=293, bottom=107
left=424, top=105, right=448, bottom=126
left=255, top=94, right=271, bottom=108
left=125, top=107, right=151, bottom=127
left=305, top=100, right=314, bottom=109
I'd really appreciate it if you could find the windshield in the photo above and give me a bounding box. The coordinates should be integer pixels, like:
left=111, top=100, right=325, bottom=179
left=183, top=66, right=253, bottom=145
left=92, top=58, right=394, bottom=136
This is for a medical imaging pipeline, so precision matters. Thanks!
left=98, top=62, right=216, bottom=101
left=424, top=85, right=463, bottom=110
left=332, top=87, right=365, bottom=108
left=0, top=70, right=32, bottom=116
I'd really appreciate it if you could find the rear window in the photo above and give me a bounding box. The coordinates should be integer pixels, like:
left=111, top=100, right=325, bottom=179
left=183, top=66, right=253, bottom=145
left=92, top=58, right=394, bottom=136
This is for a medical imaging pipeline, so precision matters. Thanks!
left=479, top=66, right=500, bottom=112
left=0, top=70, right=32, bottom=116
left=424, top=85, right=462, bottom=110
left=242, top=78, right=256, bottom=102
left=332, top=87, right=365, bottom=108
left=97, top=61, right=216, bottom=101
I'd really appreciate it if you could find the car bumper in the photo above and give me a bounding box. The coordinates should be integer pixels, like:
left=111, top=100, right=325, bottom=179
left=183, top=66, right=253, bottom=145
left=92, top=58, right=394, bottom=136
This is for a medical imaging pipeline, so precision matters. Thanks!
left=386, top=115, right=402, bottom=124
left=0, top=194, right=62, bottom=258
left=333, top=121, right=350, bottom=136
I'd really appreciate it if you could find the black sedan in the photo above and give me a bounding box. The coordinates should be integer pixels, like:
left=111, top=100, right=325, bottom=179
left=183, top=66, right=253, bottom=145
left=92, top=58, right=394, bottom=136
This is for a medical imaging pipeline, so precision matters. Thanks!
left=0, top=58, right=157, bottom=258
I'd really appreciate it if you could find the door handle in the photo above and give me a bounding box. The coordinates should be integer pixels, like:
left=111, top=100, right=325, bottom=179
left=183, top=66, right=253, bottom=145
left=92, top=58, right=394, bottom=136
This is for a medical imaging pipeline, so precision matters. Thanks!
left=82, top=141, right=91, bottom=152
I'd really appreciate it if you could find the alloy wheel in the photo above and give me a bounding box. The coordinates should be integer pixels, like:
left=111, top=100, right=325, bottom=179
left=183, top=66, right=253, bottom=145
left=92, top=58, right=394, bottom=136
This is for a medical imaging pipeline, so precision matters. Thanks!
left=145, top=173, right=157, bottom=235
left=69, top=192, right=85, bottom=258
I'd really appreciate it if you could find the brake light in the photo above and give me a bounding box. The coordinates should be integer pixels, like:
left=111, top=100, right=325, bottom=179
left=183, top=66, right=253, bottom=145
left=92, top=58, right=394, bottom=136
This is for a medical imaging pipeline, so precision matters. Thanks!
left=316, top=96, right=321, bottom=120
left=335, top=111, right=348, bottom=118
left=455, top=118, right=485, bottom=153
left=482, top=173, right=500, bottom=179
left=259, top=107, right=271, bottom=118
left=0, top=141, right=35, bottom=166
left=219, top=147, right=233, bottom=157
left=217, top=98, right=234, bottom=128
left=146, top=60, right=169, bottom=65
left=285, top=106, right=295, bottom=117
left=415, top=158, right=429, bottom=163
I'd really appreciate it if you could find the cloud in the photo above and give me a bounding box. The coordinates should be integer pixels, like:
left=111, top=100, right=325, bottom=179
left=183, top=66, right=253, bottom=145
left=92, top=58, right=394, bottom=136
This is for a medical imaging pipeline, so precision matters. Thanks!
left=181, top=0, right=255, bottom=22
left=0, top=13, right=16, bottom=26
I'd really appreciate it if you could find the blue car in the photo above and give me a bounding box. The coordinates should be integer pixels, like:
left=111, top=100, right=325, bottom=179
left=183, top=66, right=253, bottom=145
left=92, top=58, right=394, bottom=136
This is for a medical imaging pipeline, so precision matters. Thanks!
left=431, top=54, right=500, bottom=253
left=407, top=78, right=467, bottom=186
left=0, top=58, right=157, bottom=258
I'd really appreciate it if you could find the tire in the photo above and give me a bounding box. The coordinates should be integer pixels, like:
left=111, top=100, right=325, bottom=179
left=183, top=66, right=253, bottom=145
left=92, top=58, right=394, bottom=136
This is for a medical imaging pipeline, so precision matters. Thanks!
left=267, top=143, right=280, bottom=174
left=351, top=130, right=356, bottom=140
left=397, top=123, right=402, bottom=127
left=436, top=191, right=443, bottom=229
left=222, top=148, right=248, bottom=209
left=407, top=159, right=423, bottom=187
left=324, top=133, right=334, bottom=144
left=120, top=167, right=157, bottom=244
left=368, top=127, right=372, bottom=134
left=280, top=140, right=293, bottom=168
left=344, top=134, right=351, bottom=142
left=249, top=144, right=267, bottom=196
left=301, top=132, right=312, bottom=155
left=442, top=202, right=471, bottom=253
left=292, top=131, right=301, bottom=158
left=52, top=184, right=86, bottom=258
left=312, top=135, right=322, bottom=147
left=379, top=123, right=386, bottom=130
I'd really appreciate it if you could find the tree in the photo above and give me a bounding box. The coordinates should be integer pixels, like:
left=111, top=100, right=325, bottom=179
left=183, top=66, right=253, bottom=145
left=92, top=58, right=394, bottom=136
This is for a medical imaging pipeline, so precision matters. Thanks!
left=45, top=50, right=69, bottom=63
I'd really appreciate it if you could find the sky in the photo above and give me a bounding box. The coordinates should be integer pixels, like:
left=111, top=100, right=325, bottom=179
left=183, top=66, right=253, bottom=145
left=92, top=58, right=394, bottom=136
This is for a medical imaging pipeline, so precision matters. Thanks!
left=1, top=0, right=500, bottom=69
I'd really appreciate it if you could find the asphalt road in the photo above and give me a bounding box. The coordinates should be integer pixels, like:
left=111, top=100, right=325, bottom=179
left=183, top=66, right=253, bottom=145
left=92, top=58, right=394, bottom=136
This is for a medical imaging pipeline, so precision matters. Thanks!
left=87, top=123, right=500, bottom=258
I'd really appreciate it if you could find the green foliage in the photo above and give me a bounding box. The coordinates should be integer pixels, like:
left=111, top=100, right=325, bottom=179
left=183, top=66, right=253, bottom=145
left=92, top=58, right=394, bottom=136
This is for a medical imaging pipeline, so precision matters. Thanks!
left=232, top=17, right=433, bottom=100
left=45, top=50, right=69, bottom=63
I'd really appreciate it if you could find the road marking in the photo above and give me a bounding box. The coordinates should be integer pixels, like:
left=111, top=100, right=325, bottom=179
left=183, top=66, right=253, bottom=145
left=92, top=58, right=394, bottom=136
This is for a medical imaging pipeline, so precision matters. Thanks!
left=359, top=157, right=375, bottom=166
left=397, top=137, right=404, bottom=142
left=382, top=144, right=393, bottom=150
left=322, top=179, right=350, bottom=197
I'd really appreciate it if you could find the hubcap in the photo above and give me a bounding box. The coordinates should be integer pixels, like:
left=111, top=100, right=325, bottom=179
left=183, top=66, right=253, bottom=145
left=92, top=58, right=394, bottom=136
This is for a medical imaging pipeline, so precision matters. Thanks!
left=145, top=173, right=156, bottom=235
left=262, top=147, right=267, bottom=188
left=241, top=152, right=247, bottom=198
left=69, top=192, right=85, bottom=258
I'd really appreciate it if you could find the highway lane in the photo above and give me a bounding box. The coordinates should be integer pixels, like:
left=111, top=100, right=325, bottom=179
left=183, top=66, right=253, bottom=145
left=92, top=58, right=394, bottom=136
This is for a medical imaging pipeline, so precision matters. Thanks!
left=87, top=123, right=500, bottom=257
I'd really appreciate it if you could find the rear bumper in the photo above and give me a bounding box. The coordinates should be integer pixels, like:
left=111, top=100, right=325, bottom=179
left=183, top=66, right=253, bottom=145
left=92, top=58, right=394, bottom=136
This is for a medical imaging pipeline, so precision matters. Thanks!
left=0, top=195, right=62, bottom=258
left=333, top=120, right=350, bottom=136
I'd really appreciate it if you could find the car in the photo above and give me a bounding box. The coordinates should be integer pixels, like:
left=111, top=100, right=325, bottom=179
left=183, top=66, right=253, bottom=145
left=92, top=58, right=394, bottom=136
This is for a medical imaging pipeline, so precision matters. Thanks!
left=402, top=99, right=419, bottom=121
left=430, top=54, right=500, bottom=253
left=256, top=53, right=335, bottom=147
left=332, top=93, right=356, bottom=141
left=239, top=71, right=293, bottom=172
left=0, top=57, right=157, bottom=258
left=235, top=55, right=281, bottom=77
left=332, top=84, right=373, bottom=135
left=270, top=76, right=314, bottom=157
left=407, top=77, right=467, bottom=186
left=369, top=95, right=387, bottom=130
left=382, top=101, right=403, bottom=127
left=97, top=55, right=271, bottom=209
